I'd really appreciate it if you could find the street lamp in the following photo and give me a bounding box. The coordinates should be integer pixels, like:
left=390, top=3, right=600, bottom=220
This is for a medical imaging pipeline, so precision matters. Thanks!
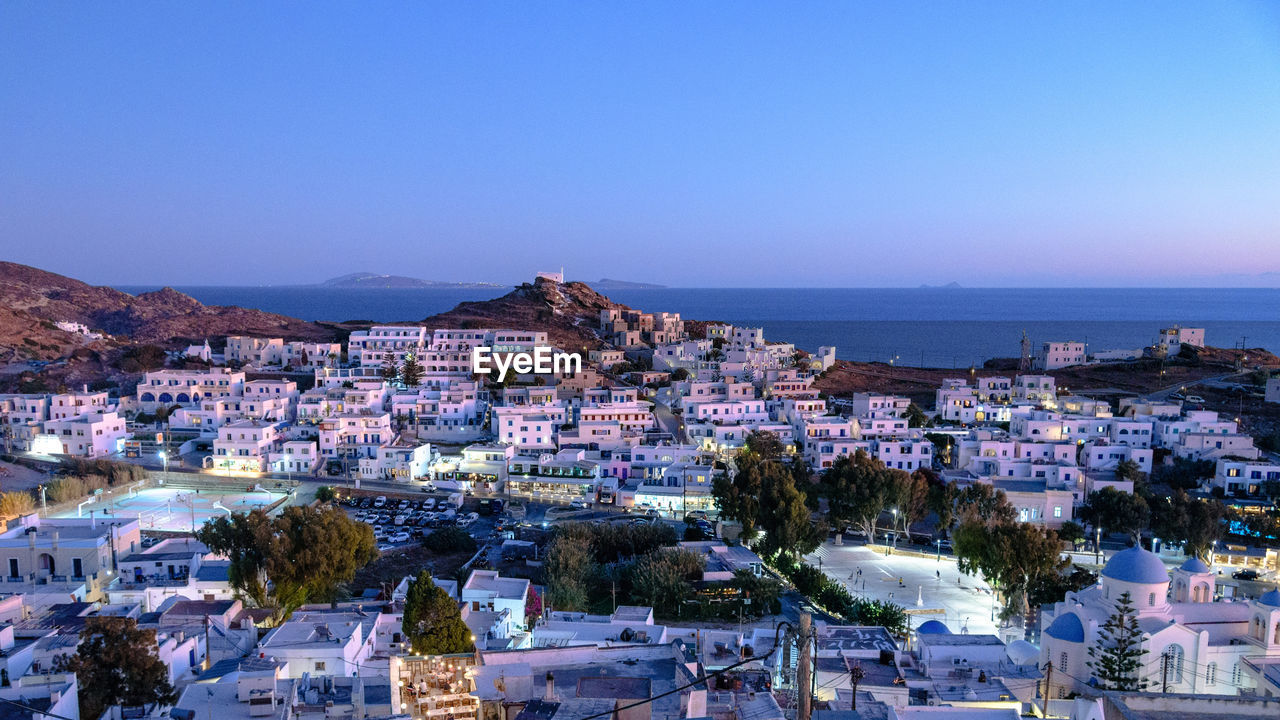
left=935, top=538, right=942, bottom=562
left=158, top=450, right=168, bottom=474
left=891, top=508, right=899, bottom=551
left=1210, top=540, right=1217, bottom=566
left=284, top=454, right=292, bottom=483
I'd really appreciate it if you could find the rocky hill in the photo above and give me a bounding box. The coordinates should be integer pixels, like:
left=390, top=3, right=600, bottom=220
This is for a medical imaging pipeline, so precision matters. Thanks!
left=415, top=277, right=631, bottom=350
left=0, top=261, right=334, bottom=361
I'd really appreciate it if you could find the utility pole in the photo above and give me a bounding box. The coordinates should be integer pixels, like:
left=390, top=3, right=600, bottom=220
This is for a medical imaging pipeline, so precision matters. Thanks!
left=1040, top=661, right=1053, bottom=718
left=797, top=613, right=812, bottom=720
left=849, top=662, right=864, bottom=710
left=1161, top=651, right=1170, bottom=693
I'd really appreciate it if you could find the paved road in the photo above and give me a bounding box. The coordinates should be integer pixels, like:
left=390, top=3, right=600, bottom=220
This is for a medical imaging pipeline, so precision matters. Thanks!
left=1143, top=371, right=1246, bottom=402
left=651, top=387, right=686, bottom=442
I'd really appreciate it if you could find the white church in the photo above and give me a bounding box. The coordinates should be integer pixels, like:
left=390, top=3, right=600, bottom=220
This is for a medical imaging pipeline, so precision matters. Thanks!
left=1040, top=545, right=1280, bottom=697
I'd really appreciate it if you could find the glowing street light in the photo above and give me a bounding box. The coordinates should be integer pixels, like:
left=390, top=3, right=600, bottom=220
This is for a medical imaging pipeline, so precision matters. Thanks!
left=158, top=450, right=168, bottom=473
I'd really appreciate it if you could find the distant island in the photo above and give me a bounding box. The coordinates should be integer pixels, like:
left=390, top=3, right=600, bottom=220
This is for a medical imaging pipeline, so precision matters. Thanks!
left=918, top=281, right=963, bottom=289
left=586, top=278, right=668, bottom=290
left=319, top=272, right=507, bottom=289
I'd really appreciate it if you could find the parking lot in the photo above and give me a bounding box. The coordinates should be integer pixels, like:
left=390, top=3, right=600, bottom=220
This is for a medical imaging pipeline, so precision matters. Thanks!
left=338, top=491, right=505, bottom=552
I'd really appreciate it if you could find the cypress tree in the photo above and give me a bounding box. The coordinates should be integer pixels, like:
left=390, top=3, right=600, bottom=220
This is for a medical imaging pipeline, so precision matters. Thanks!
left=402, top=571, right=474, bottom=655
left=1087, top=591, right=1150, bottom=691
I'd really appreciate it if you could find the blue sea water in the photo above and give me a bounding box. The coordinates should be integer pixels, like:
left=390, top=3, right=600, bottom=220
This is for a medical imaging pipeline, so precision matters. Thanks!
left=119, top=286, right=1280, bottom=367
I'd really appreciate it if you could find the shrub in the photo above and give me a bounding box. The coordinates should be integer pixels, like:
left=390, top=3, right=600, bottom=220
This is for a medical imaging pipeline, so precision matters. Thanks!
left=0, top=491, right=36, bottom=520
left=46, top=475, right=108, bottom=504
left=423, top=527, right=477, bottom=553
left=314, top=486, right=336, bottom=503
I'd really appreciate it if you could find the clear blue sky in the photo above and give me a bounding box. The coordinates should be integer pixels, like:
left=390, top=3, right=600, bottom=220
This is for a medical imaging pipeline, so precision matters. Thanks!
left=3, top=2, right=1280, bottom=287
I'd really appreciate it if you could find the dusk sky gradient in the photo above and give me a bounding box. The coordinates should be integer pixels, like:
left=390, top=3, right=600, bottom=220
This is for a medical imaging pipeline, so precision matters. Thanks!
left=3, top=2, right=1280, bottom=287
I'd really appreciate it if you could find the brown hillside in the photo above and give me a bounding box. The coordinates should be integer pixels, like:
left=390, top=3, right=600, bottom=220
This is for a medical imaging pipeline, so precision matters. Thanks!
left=0, top=261, right=335, bottom=354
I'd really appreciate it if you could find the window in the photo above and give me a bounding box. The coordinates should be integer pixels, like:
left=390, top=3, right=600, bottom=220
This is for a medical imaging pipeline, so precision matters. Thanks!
left=1053, top=506, right=1062, bottom=518
left=1167, top=645, right=1184, bottom=683
left=1149, top=592, right=1156, bottom=606
left=315, top=661, right=326, bottom=671
left=1206, top=662, right=1217, bottom=686
left=8, top=559, right=17, bottom=579
left=1059, top=652, right=1068, bottom=672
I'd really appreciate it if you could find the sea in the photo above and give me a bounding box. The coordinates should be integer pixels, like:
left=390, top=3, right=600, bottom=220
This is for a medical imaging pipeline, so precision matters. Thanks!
left=118, top=286, right=1280, bottom=368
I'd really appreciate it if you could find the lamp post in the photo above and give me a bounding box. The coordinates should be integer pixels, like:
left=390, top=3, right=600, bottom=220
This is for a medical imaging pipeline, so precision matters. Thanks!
left=1095, top=526, right=1101, bottom=565
left=158, top=450, right=168, bottom=474
left=891, top=508, right=899, bottom=552
left=284, top=454, right=292, bottom=484
left=1210, top=540, right=1217, bottom=566
left=936, top=538, right=942, bottom=562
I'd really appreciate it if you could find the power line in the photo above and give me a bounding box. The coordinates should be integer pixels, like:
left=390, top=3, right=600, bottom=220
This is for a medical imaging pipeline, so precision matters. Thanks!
left=0, top=695, right=78, bottom=720
left=573, top=621, right=795, bottom=720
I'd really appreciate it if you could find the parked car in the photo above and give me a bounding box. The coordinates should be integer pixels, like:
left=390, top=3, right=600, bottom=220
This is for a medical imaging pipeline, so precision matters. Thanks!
left=422, top=498, right=437, bottom=510
left=1185, top=395, right=1206, bottom=404
left=390, top=532, right=411, bottom=543
left=373, top=496, right=387, bottom=508
left=1232, top=569, right=1260, bottom=581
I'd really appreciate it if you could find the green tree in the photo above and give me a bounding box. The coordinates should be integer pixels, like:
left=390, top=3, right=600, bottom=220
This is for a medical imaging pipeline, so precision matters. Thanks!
left=379, top=356, right=399, bottom=383
left=54, top=617, right=177, bottom=720
left=401, top=353, right=424, bottom=387
left=314, top=485, right=336, bottom=503
left=756, top=463, right=822, bottom=559
left=728, top=569, right=782, bottom=618
left=745, top=430, right=785, bottom=460
left=1149, top=491, right=1226, bottom=559
left=953, top=519, right=1067, bottom=619
left=820, top=450, right=898, bottom=541
left=850, top=598, right=908, bottom=636
left=953, top=482, right=1017, bottom=526
left=543, top=528, right=596, bottom=611
left=889, top=469, right=932, bottom=536
left=904, top=403, right=931, bottom=428
left=627, top=549, right=704, bottom=615
left=1079, top=487, right=1150, bottom=542
left=1057, top=520, right=1087, bottom=546
left=1151, top=457, right=1214, bottom=491
left=670, top=367, right=691, bottom=382
left=197, top=505, right=377, bottom=621
left=924, top=432, right=955, bottom=467
left=1115, top=459, right=1143, bottom=484
left=1087, top=591, right=1150, bottom=691
left=402, top=571, right=474, bottom=654
left=712, top=456, right=764, bottom=541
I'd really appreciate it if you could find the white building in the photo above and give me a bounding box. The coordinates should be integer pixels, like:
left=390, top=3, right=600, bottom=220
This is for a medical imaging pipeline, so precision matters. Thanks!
left=211, top=420, right=283, bottom=473
left=462, top=570, right=530, bottom=631
left=1035, top=342, right=1086, bottom=371
left=38, top=411, right=127, bottom=457
left=258, top=610, right=378, bottom=678
left=1214, top=459, right=1280, bottom=496
left=1158, top=326, right=1206, bottom=357
left=1040, top=546, right=1276, bottom=697
left=135, top=368, right=245, bottom=409
left=358, top=439, right=435, bottom=483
